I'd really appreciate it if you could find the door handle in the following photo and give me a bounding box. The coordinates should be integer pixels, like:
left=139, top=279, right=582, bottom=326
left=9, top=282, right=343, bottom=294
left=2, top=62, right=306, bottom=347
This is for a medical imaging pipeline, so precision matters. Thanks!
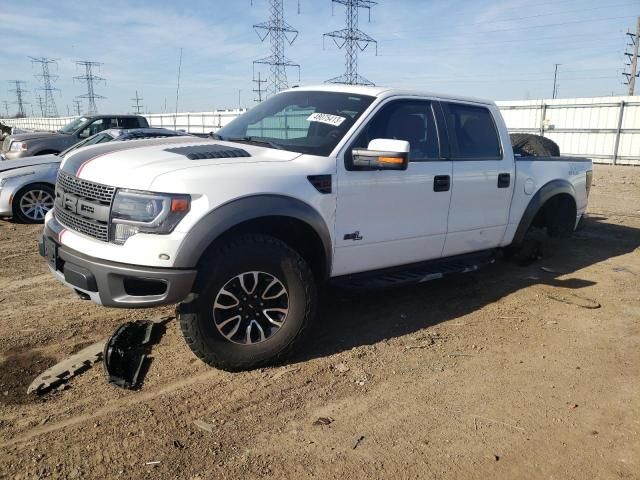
left=498, top=173, right=511, bottom=188
left=433, top=175, right=450, bottom=192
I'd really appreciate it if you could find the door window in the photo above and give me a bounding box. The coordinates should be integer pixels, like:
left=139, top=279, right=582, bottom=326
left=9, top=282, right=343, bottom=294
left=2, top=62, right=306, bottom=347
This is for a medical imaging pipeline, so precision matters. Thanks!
left=78, top=118, right=115, bottom=138
left=347, top=99, right=440, bottom=167
left=118, top=117, right=142, bottom=129
left=442, top=103, right=502, bottom=160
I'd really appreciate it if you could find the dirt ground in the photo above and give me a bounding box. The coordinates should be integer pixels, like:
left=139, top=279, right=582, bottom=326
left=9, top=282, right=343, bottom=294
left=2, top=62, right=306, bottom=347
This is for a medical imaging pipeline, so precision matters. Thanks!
left=0, top=165, right=638, bottom=480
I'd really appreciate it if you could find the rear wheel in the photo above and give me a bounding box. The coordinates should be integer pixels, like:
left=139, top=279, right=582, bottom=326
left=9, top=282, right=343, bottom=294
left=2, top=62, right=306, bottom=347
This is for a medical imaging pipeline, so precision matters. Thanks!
left=12, top=183, right=55, bottom=223
left=178, top=234, right=317, bottom=371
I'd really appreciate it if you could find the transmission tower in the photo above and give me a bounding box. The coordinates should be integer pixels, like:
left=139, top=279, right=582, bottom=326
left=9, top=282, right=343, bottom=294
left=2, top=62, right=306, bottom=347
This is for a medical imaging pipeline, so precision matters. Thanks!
left=622, top=17, right=640, bottom=96
left=30, top=57, right=59, bottom=117
left=2, top=101, right=9, bottom=118
left=8, top=81, right=29, bottom=118
left=252, top=72, right=268, bottom=102
left=131, top=90, right=144, bottom=114
left=74, top=61, right=106, bottom=115
left=323, top=0, right=378, bottom=86
left=252, top=0, right=301, bottom=97
left=72, top=100, right=82, bottom=116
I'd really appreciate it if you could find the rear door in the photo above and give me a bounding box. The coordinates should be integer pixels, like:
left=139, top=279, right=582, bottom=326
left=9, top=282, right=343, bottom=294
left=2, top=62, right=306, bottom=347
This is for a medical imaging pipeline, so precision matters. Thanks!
left=440, top=102, right=514, bottom=257
left=333, top=98, right=453, bottom=276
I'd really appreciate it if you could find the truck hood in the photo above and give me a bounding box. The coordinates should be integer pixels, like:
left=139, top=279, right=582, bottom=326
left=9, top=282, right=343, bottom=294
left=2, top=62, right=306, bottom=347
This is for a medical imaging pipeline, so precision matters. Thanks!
left=0, top=154, right=60, bottom=173
left=8, top=131, right=65, bottom=142
left=61, top=139, right=303, bottom=190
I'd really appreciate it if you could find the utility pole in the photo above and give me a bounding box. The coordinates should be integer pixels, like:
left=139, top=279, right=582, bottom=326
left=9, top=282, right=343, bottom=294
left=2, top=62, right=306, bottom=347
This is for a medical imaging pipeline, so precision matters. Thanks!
left=623, top=17, right=640, bottom=96
left=73, top=99, right=82, bottom=116
left=36, top=94, right=46, bottom=117
left=131, top=90, right=144, bottom=114
left=74, top=61, right=106, bottom=115
left=324, top=0, right=378, bottom=86
left=174, top=48, right=183, bottom=130
left=8, top=80, right=29, bottom=117
left=252, top=0, right=301, bottom=97
left=30, top=57, right=60, bottom=117
left=552, top=63, right=561, bottom=99
left=252, top=71, right=267, bottom=102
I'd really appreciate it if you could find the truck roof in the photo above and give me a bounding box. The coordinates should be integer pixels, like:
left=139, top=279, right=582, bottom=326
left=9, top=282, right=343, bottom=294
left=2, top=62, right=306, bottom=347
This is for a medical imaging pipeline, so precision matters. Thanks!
left=78, top=114, right=146, bottom=119
left=286, top=84, right=495, bottom=106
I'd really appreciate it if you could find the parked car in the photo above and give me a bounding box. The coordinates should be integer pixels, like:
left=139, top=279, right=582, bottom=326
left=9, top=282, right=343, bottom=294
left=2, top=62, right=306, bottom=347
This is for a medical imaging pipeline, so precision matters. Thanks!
left=0, top=114, right=149, bottom=161
left=0, top=128, right=193, bottom=223
left=40, top=85, right=592, bottom=371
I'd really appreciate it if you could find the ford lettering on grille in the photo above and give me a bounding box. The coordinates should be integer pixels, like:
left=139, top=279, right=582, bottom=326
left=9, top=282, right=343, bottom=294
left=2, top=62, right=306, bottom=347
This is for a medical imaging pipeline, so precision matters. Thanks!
left=54, top=171, right=115, bottom=242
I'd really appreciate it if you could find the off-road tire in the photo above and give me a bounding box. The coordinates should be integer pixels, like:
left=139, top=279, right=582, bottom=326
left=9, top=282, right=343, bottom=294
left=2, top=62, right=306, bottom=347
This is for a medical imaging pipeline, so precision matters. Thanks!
left=12, top=183, right=55, bottom=224
left=510, top=133, right=560, bottom=157
left=178, top=234, right=317, bottom=371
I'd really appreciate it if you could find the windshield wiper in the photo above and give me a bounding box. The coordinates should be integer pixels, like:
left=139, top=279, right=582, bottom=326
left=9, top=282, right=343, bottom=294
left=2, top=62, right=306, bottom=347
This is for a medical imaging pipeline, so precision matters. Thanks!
left=223, top=136, right=284, bottom=150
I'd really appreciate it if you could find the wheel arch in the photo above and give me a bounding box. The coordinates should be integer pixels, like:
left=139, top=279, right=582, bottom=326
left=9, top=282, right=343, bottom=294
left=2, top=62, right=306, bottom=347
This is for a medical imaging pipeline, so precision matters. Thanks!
left=174, top=195, right=333, bottom=280
left=512, top=179, right=577, bottom=246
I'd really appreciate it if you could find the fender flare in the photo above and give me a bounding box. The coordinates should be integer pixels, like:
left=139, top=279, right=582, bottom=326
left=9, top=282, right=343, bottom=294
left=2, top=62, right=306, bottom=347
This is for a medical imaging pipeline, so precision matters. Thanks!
left=173, top=194, right=333, bottom=273
left=512, top=179, right=576, bottom=246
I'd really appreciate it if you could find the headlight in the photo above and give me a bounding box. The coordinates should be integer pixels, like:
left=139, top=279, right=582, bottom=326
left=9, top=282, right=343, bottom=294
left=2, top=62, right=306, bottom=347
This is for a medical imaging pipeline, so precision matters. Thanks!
left=110, top=189, right=190, bottom=244
left=9, top=142, right=28, bottom=152
left=0, top=171, right=35, bottom=187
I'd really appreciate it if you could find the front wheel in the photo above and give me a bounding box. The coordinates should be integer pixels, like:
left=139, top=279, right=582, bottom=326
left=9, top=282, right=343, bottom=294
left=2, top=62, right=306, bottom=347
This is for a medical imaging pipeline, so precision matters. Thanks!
left=178, top=234, right=317, bottom=371
left=12, top=183, right=55, bottom=223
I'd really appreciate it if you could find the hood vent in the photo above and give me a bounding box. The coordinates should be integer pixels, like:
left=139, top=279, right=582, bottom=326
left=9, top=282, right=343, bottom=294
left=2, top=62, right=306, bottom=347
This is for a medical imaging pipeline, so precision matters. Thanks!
left=164, top=144, right=251, bottom=160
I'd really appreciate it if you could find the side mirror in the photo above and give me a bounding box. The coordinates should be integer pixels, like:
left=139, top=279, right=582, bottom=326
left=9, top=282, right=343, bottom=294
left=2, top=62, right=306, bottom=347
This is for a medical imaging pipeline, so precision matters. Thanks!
left=351, top=139, right=410, bottom=171
left=77, top=130, right=89, bottom=139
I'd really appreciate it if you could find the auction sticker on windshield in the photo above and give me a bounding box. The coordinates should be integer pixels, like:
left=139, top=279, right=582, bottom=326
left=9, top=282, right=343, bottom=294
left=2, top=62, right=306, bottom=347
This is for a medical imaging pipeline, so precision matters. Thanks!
left=306, top=113, right=346, bottom=127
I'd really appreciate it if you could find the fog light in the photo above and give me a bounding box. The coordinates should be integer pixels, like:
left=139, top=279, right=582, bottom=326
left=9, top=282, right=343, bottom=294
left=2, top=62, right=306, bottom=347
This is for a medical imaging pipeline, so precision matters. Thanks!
left=112, top=223, right=140, bottom=244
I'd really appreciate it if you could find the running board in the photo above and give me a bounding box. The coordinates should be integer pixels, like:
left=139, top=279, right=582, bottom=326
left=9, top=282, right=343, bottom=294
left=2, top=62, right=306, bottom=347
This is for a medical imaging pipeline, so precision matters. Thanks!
left=331, top=251, right=496, bottom=289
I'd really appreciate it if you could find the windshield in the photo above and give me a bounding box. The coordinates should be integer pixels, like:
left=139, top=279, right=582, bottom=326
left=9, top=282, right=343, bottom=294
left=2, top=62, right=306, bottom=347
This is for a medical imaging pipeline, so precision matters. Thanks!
left=59, top=116, right=88, bottom=134
left=216, top=91, right=375, bottom=156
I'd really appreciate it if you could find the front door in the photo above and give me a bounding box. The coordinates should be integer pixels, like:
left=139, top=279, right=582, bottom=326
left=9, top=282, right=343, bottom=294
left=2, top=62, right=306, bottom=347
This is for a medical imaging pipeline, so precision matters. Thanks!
left=333, top=98, right=453, bottom=277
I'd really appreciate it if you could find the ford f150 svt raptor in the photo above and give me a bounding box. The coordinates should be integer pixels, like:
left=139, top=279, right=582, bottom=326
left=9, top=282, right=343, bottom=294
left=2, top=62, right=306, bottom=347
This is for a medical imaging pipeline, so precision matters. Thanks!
left=40, top=85, right=592, bottom=371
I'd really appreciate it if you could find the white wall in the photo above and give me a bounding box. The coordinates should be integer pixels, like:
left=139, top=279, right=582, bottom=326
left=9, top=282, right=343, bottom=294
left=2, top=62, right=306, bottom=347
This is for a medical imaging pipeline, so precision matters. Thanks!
left=2, top=98, right=638, bottom=165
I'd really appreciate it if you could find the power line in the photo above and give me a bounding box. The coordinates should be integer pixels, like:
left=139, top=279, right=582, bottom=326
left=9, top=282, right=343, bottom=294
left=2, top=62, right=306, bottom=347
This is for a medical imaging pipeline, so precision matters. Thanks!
left=622, top=16, right=640, bottom=95
left=323, top=0, right=378, bottom=86
left=29, top=56, right=59, bottom=117
left=74, top=60, right=106, bottom=115
left=388, top=2, right=637, bottom=35
left=252, top=0, right=301, bottom=97
left=8, top=80, right=29, bottom=118
left=380, top=15, right=636, bottom=42
left=131, top=90, right=144, bottom=114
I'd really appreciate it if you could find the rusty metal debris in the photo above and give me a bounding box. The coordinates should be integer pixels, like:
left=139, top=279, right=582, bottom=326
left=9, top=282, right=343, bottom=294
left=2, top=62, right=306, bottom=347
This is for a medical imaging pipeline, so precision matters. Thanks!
left=27, top=340, right=106, bottom=395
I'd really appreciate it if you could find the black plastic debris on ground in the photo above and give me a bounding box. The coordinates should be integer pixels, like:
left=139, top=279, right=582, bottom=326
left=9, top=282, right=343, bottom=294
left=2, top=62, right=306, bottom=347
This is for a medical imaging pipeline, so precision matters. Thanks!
left=103, top=319, right=168, bottom=390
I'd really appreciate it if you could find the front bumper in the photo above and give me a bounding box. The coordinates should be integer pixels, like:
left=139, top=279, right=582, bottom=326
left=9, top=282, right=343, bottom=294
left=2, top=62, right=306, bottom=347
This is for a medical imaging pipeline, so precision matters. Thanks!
left=40, top=231, right=197, bottom=308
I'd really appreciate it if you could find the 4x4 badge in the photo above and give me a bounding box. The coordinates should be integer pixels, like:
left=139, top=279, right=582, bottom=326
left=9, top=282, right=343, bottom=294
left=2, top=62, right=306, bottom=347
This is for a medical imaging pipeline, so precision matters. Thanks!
left=343, top=231, right=363, bottom=241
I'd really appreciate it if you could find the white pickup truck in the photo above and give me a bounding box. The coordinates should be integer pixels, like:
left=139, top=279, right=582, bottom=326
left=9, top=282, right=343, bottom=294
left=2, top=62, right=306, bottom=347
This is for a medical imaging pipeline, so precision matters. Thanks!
left=41, top=85, right=592, bottom=371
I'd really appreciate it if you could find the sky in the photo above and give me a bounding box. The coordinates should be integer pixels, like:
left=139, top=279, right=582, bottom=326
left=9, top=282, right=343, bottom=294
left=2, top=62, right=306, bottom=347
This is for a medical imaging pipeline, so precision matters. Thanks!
left=0, top=0, right=637, bottom=116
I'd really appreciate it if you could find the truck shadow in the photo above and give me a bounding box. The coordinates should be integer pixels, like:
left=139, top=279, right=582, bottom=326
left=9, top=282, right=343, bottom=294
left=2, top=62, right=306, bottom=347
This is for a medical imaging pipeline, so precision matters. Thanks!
left=293, top=215, right=640, bottom=363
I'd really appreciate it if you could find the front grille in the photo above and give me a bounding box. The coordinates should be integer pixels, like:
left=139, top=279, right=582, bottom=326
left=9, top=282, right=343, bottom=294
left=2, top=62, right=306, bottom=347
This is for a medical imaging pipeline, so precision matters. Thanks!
left=57, top=171, right=115, bottom=204
left=55, top=205, right=110, bottom=241
left=55, top=171, right=114, bottom=242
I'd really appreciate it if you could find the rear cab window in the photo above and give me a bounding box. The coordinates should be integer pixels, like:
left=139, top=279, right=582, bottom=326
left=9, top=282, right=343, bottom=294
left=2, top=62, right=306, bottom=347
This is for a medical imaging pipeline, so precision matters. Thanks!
left=441, top=102, right=502, bottom=160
